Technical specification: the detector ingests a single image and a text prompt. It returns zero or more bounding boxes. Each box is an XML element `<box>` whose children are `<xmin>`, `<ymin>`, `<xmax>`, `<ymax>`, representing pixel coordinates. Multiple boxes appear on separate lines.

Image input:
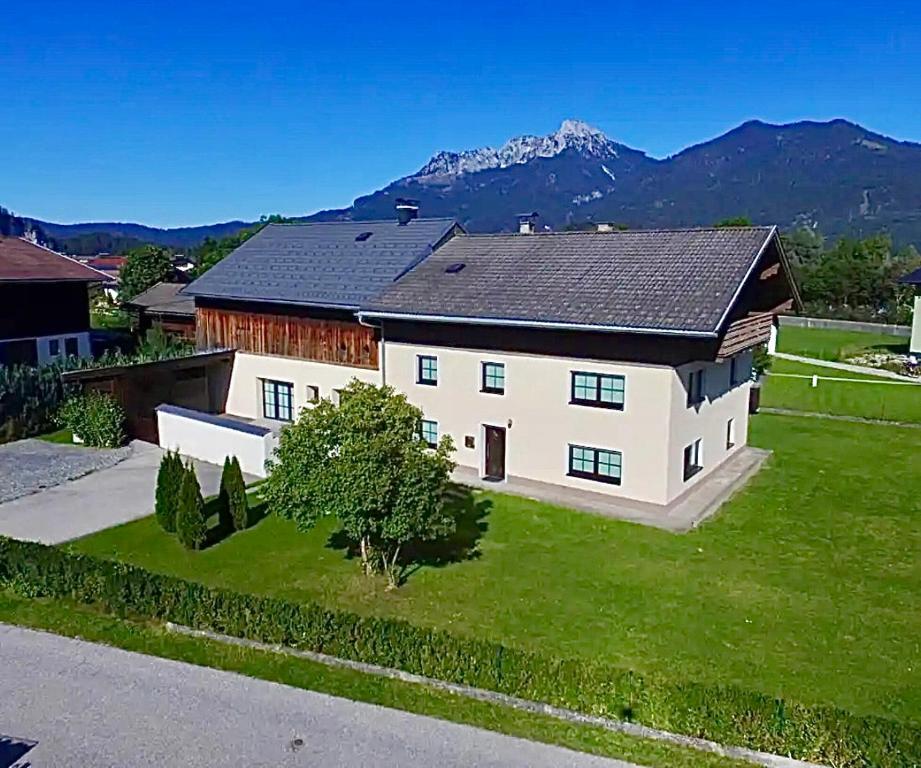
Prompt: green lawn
<box><xmin>762</xmin><ymin>357</ymin><xmax>921</xmax><ymax>422</ymax></box>
<box><xmin>777</xmin><ymin>325</ymin><xmax>908</xmax><ymax>361</ymax></box>
<box><xmin>37</xmin><ymin>428</ymin><xmax>75</xmax><ymax>444</ymax></box>
<box><xmin>0</xmin><ymin>592</ymin><xmax>746</xmax><ymax>768</ymax></box>
<box><xmin>71</xmin><ymin>413</ymin><xmax>921</xmax><ymax>725</ymax></box>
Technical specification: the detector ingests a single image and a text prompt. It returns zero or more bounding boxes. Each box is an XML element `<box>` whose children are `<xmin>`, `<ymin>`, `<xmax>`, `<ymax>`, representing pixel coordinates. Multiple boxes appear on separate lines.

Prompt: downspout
<box><xmin>359</xmin><ymin>315</ymin><xmax>385</xmax><ymax>386</ymax></box>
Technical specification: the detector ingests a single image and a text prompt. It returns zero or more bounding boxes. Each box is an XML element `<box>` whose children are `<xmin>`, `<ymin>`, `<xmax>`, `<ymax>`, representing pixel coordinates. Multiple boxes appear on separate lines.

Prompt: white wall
<box><xmin>912</xmin><ymin>297</ymin><xmax>921</xmax><ymax>355</ymax></box>
<box><xmin>157</xmin><ymin>408</ymin><xmax>278</xmax><ymax>477</ymax></box>
<box><xmin>0</xmin><ymin>331</ymin><xmax>92</xmax><ymax>366</ymax></box>
<box><xmin>224</xmin><ymin>351</ymin><xmax>382</xmax><ymax>420</ymax></box>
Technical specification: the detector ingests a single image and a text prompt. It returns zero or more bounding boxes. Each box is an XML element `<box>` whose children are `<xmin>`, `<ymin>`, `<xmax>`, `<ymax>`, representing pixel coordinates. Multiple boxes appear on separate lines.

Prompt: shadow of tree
<box><xmin>325</xmin><ymin>482</ymin><xmax>491</xmax><ymax>583</ymax></box>
<box><xmin>201</xmin><ymin>494</ymin><xmax>270</xmax><ymax>549</ymax></box>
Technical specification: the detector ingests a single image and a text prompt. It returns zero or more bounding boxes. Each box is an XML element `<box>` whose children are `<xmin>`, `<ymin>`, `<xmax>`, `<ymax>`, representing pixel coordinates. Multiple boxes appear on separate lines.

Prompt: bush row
<box><xmin>0</xmin><ymin>536</ymin><xmax>916</xmax><ymax>768</ymax></box>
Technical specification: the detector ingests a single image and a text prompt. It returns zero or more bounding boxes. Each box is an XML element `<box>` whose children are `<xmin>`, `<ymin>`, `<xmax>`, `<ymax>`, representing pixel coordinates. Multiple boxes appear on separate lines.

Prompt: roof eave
<box><xmin>358</xmin><ymin>310</ymin><xmax>718</xmax><ymax>338</ymax></box>
<box><xmin>185</xmin><ymin>290</ymin><xmax>360</xmax><ymax>312</ymax></box>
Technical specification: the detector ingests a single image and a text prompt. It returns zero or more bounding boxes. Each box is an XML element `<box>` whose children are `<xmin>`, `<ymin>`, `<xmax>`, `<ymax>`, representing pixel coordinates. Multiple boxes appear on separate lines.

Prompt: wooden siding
<box><xmin>716</xmin><ymin>312</ymin><xmax>774</xmax><ymax>359</ymax></box>
<box><xmin>197</xmin><ymin>306</ymin><xmax>378</xmax><ymax>369</ymax></box>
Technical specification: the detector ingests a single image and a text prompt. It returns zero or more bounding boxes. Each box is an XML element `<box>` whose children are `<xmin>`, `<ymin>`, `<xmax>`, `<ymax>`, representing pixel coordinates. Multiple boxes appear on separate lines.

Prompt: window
<box><xmin>687</xmin><ymin>369</ymin><xmax>705</xmax><ymax>407</ymax></box>
<box><xmin>47</xmin><ymin>339</ymin><xmax>60</xmax><ymax>357</ymax></box>
<box><xmin>64</xmin><ymin>337</ymin><xmax>79</xmax><ymax>357</ymax></box>
<box><xmin>262</xmin><ymin>379</ymin><xmax>294</xmax><ymax>421</ymax></box>
<box><xmin>481</xmin><ymin>362</ymin><xmax>505</xmax><ymax>394</ymax></box>
<box><xmin>726</xmin><ymin>418</ymin><xmax>736</xmax><ymax>449</ymax></box>
<box><xmin>568</xmin><ymin>444</ymin><xmax>622</xmax><ymax>485</ymax></box>
<box><xmin>729</xmin><ymin>356</ymin><xmax>747</xmax><ymax>387</ymax></box>
<box><xmin>419</xmin><ymin>419</ymin><xmax>438</xmax><ymax>448</ymax></box>
<box><xmin>305</xmin><ymin>385</ymin><xmax>320</xmax><ymax>404</ymax></box>
<box><xmin>570</xmin><ymin>372</ymin><xmax>625</xmax><ymax>410</ymax></box>
<box><xmin>683</xmin><ymin>439</ymin><xmax>703</xmax><ymax>481</ymax></box>
<box><xmin>417</xmin><ymin>355</ymin><xmax>438</xmax><ymax>386</ymax></box>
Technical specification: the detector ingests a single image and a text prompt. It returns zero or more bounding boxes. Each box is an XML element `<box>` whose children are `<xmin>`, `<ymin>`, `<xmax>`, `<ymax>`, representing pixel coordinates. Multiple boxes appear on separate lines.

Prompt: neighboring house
<box><xmin>899</xmin><ymin>267</ymin><xmax>921</xmax><ymax>356</ymax></box>
<box><xmin>0</xmin><ymin>236</ymin><xmax>110</xmax><ymax>366</ymax></box>
<box><xmin>123</xmin><ymin>282</ymin><xmax>196</xmax><ymax>340</ymax></box>
<box><xmin>85</xmin><ymin>255</ymin><xmax>127</xmax><ymax>300</ymax></box>
<box><xmin>166</xmin><ymin>212</ymin><xmax>798</xmax><ymax>502</ymax></box>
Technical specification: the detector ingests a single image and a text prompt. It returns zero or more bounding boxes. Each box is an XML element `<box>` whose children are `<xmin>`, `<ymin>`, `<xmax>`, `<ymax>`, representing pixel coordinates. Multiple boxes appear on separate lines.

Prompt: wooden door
<box><xmin>484</xmin><ymin>426</ymin><xmax>506</xmax><ymax>480</ymax></box>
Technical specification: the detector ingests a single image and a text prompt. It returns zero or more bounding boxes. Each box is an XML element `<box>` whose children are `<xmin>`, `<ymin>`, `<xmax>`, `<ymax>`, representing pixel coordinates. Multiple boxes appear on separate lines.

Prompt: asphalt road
<box><xmin>0</xmin><ymin>624</ymin><xmax>640</xmax><ymax>767</ymax></box>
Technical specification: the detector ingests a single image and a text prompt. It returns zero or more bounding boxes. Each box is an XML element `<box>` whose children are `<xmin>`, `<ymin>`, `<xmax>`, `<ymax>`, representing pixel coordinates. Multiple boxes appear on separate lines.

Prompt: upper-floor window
<box><xmin>568</xmin><ymin>444</ymin><xmax>623</xmax><ymax>485</ymax></box>
<box><xmin>481</xmin><ymin>361</ymin><xmax>505</xmax><ymax>394</ymax></box>
<box><xmin>419</xmin><ymin>419</ymin><xmax>438</xmax><ymax>448</ymax></box>
<box><xmin>729</xmin><ymin>356</ymin><xmax>747</xmax><ymax>387</ymax></box>
<box><xmin>570</xmin><ymin>371</ymin><xmax>625</xmax><ymax>410</ymax></box>
<box><xmin>262</xmin><ymin>379</ymin><xmax>294</xmax><ymax>422</ymax></box>
<box><xmin>687</xmin><ymin>369</ymin><xmax>705</xmax><ymax>407</ymax></box>
<box><xmin>683</xmin><ymin>438</ymin><xmax>703</xmax><ymax>481</ymax></box>
<box><xmin>417</xmin><ymin>355</ymin><xmax>438</xmax><ymax>386</ymax></box>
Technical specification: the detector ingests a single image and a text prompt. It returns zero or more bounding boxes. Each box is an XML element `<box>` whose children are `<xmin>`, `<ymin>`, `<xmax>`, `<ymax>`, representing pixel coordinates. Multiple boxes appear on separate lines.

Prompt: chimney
<box><xmin>517</xmin><ymin>212</ymin><xmax>539</xmax><ymax>234</ymax></box>
<box><xmin>396</xmin><ymin>198</ymin><xmax>420</xmax><ymax>225</ymax></box>
<box><xmin>596</xmin><ymin>222</ymin><xmax>614</xmax><ymax>232</ymax></box>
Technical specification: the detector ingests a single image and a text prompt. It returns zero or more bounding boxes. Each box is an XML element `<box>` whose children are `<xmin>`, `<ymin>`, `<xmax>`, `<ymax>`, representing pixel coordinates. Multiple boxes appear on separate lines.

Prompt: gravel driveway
<box><xmin>0</xmin><ymin>439</ymin><xmax>131</xmax><ymax>504</ymax></box>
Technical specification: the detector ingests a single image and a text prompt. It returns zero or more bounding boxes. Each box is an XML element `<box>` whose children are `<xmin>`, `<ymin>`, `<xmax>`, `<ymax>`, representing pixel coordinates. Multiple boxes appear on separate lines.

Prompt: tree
<box><xmin>176</xmin><ymin>462</ymin><xmax>207</xmax><ymax>550</ymax></box>
<box><xmin>192</xmin><ymin>215</ymin><xmax>287</xmax><ymax>277</ymax></box>
<box><xmin>218</xmin><ymin>456</ymin><xmax>249</xmax><ymax>531</ymax></box>
<box><xmin>119</xmin><ymin>245</ymin><xmax>173</xmax><ymax>301</ymax></box>
<box><xmin>714</xmin><ymin>216</ymin><xmax>752</xmax><ymax>228</ymax></box>
<box><xmin>264</xmin><ymin>379</ymin><xmax>456</xmax><ymax>588</ymax></box>
<box><xmin>155</xmin><ymin>450</ymin><xmax>184</xmax><ymax>532</ymax></box>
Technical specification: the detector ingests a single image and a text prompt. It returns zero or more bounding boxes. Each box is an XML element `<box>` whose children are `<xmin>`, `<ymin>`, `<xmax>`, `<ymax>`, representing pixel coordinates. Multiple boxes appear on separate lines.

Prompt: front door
<box><xmin>484</xmin><ymin>425</ymin><xmax>506</xmax><ymax>481</ymax></box>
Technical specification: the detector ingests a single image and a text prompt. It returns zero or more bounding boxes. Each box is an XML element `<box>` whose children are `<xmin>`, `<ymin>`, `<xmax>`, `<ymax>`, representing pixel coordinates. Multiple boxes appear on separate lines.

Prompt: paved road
<box><xmin>0</xmin><ymin>624</ymin><xmax>640</xmax><ymax>768</ymax></box>
<box><xmin>0</xmin><ymin>442</ymin><xmax>243</xmax><ymax>544</ymax></box>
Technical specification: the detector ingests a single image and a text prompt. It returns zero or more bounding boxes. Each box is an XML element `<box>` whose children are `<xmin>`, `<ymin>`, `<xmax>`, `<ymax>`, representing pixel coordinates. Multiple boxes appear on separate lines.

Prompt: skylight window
<box><xmin>355</xmin><ymin>231</ymin><xmax>374</xmax><ymax>242</ymax></box>
<box><xmin>445</xmin><ymin>262</ymin><xmax>466</xmax><ymax>274</ymax></box>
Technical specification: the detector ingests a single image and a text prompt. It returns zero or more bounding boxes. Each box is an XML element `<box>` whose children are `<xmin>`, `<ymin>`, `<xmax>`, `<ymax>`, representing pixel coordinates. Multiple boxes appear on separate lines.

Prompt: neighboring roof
<box><xmin>0</xmin><ymin>236</ymin><xmax>112</xmax><ymax>283</ymax></box>
<box><xmin>361</xmin><ymin>227</ymin><xmax>781</xmax><ymax>336</ymax></box>
<box><xmin>87</xmin><ymin>256</ymin><xmax>127</xmax><ymax>270</ymax></box>
<box><xmin>183</xmin><ymin>219</ymin><xmax>459</xmax><ymax>309</ymax></box>
<box><xmin>899</xmin><ymin>266</ymin><xmax>921</xmax><ymax>285</ymax></box>
<box><xmin>123</xmin><ymin>282</ymin><xmax>196</xmax><ymax>317</ymax></box>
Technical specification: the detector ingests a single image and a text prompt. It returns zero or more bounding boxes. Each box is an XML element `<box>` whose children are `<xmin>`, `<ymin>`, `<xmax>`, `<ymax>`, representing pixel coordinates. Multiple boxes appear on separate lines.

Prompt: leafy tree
<box><xmin>192</xmin><ymin>215</ymin><xmax>287</xmax><ymax>276</ymax></box>
<box><xmin>264</xmin><ymin>379</ymin><xmax>456</xmax><ymax>588</ymax></box>
<box><xmin>218</xmin><ymin>456</ymin><xmax>248</xmax><ymax>531</ymax></box>
<box><xmin>155</xmin><ymin>451</ymin><xmax>184</xmax><ymax>532</ymax></box>
<box><xmin>714</xmin><ymin>216</ymin><xmax>753</xmax><ymax>227</ymax></box>
<box><xmin>176</xmin><ymin>462</ymin><xmax>207</xmax><ymax>550</ymax></box>
<box><xmin>119</xmin><ymin>245</ymin><xmax>174</xmax><ymax>301</ymax></box>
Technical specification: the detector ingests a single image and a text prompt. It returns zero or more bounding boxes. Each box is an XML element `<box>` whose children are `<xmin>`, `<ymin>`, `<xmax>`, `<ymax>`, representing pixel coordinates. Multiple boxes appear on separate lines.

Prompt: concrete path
<box><xmin>454</xmin><ymin>446</ymin><xmax>770</xmax><ymax>533</ymax></box>
<box><xmin>0</xmin><ymin>623</ymin><xmax>639</xmax><ymax>768</ymax></box>
<box><xmin>0</xmin><ymin>441</ymin><xmax>228</xmax><ymax>544</ymax></box>
<box><xmin>773</xmin><ymin>351</ymin><xmax>921</xmax><ymax>382</ymax></box>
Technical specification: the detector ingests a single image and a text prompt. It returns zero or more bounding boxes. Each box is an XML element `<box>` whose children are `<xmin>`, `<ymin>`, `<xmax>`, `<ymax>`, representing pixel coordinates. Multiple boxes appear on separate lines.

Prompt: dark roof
<box><xmin>0</xmin><ymin>237</ymin><xmax>111</xmax><ymax>283</ymax></box>
<box><xmin>183</xmin><ymin>219</ymin><xmax>459</xmax><ymax>309</ymax></box>
<box><xmin>123</xmin><ymin>282</ymin><xmax>196</xmax><ymax>317</ymax></box>
<box><xmin>899</xmin><ymin>266</ymin><xmax>921</xmax><ymax>285</ymax></box>
<box><xmin>361</xmin><ymin>227</ymin><xmax>780</xmax><ymax>336</ymax></box>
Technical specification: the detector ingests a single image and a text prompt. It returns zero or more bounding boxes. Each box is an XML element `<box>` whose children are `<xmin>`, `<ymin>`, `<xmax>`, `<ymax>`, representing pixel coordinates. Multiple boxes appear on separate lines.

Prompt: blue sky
<box><xmin>4</xmin><ymin>0</ymin><xmax>921</xmax><ymax>227</ymax></box>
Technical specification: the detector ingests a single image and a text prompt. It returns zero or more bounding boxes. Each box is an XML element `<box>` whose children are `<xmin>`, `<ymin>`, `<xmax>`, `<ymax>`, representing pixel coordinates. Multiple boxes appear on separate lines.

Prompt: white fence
<box><xmin>156</xmin><ymin>405</ymin><xmax>279</xmax><ymax>478</ymax></box>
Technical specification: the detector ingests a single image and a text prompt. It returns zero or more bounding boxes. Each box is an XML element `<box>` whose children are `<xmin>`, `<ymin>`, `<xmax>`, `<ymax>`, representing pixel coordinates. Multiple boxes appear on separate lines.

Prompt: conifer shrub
<box><xmin>154</xmin><ymin>450</ymin><xmax>184</xmax><ymax>533</ymax></box>
<box><xmin>175</xmin><ymin>462</ymin><xmax>206</xmax><ymax>550</ymax></box>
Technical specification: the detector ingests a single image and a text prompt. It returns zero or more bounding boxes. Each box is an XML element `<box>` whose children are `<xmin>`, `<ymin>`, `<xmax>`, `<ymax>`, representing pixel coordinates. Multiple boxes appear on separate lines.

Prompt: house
<box><xmin>360</xmin><ymin>226</ymin><xmax>799</xmax><ymax>505</ymax></box>
<box><xmin>899</xmin><ymin>267</ymin><xmax>921</xmax><ymax>356</ymax></box>
<box><xmin>123</xmin><ymin>282</ymin><xmax>196</xmax><ymax>340</ymax></box>
<box><xmin>163</xmin><ymin>212</ymin><xmax>798</xmax><ymax>509</ymax></box>
<box><xmin>0</xmin><ymin>236</ymin><xmax>110</xmax><ymax>366</ymax></box>
<box><xmin>85</xmin><ymin>255</ymin><xmax>127</xmax><ymax>300</ymax></box>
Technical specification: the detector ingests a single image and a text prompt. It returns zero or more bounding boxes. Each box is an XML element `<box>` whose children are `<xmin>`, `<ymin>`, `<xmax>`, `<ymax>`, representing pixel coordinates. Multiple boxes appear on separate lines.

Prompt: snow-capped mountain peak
<box><xmin>411</xmin><ymin>119</ymin><xmax>618</xmax><ymax>180</ymax></box>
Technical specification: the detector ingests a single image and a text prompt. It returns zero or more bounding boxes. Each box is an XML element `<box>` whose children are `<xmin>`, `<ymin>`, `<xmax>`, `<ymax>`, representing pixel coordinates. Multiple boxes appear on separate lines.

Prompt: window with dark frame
<box><xmin>64</xmin><ymin>337</ymin><xmax>78</xmax><ymax>357</ymax></box>
<box><xmin>419</xmin><ymin>419</ymin><xmax>438</xmax><ymax>448</ymax></box>
<box><xmin>687</xmin><ymin>369</ymin><xmax>705</xmax><ymax>407</ymax></box>
<box><xmin>726</xmin><ymin>418</ymin><xmax>736</xmax><ymax>449</ymax></box>
<box><xmin>570</xmin><ymin>371</ymin><xmax>625</xmax><ymax>410</ymax></box>
<box><xmin>47</xmin><ymin>339</ymin><xmax>60</xmax><ymax>357</ymax></box>
<box><xmin>683</xmin><ymin>438</ymin><xmax>703</xmax><ymax>481</ymax></box>
<box><xmin>306</xmin><ymin>385</ymin><xmax>320</xmax><ymax>404</ymax></box>
<box><xmin>481</xmin><ymin>361</ymin><xmax>505</xmax><ymax>394</ymax></box>
<box><xmin>262</xmin><ymin>379</ymin><xmax>294</xmax><ymax>422</ymax></box>
<box><xmin>567</xmin><ymin>444</ymin><xmax>622</xmax><ymax>485</ymax></box>
<box><xmin>417</xmin><ymin>355</ymin><xmax>438</xmax><ymax>385</ymax></box>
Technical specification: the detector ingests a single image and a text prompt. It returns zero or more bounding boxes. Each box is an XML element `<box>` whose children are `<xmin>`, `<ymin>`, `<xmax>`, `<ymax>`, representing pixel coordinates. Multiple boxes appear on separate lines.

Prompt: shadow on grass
<box><xmin>866</xmin><ymin>341</ymin><xmax>910</xmax><ymax>356</ymax></box>
<box><xmin>201</xmin><ymin>494</ymin><xmax>270</xmax><ymax>549</ymax></box>
<box><xmin>325</xmin><ymin>482</ymin><xmax>492</xmax><ymax>583</ymax></box>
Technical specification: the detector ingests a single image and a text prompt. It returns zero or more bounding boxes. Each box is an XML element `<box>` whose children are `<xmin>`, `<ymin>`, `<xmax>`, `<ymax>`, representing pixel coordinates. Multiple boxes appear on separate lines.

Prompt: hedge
<box><xmin>0</xmin><ymin>537</ymin><xmax>916</xmax><ymax>767</ymax></box>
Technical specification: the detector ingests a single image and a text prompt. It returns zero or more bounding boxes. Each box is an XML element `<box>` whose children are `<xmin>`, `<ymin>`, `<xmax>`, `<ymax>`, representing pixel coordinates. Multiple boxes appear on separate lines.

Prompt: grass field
<box><xmin>777</xmin><ymin>325</ymin><xmax>908</xmax><ymax>361</ymax></box>
<box><xmin>762</xmin><ymin>357</ymin><xmax>921</xmax><ymax>422</ymax></box>
<box><xmin>71</xmin><ymin>413</ymin><xmax>921</xmax><ymax>724</ymax></box>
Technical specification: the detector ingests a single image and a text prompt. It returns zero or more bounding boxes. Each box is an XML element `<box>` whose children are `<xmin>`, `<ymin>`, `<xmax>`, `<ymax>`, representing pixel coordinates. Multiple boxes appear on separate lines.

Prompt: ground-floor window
<box><xmin>65</xmin><ymin>336</ymin><xmax>79</xmax><ymax>357</ymax></box>
<box><xmin>48</xmin><ymin>338</ymin><xmax>60</xmax><ymax>357</ymax></box>
<box><xmin>567</xmin><ymin>444</ymin><xmax>622</xmax><ymax>485</ymax></box>
<box><xmin>262</xmin><ymin>379</ymin><xmax>294</xmax><ymax>421</ymax></box>
<box><xmin>419</xmin><ymin>419</ymin><xmax>438</xmax><ymax>448</ymax></box>
<box><xmin>683</xmin><ymin>438</ymin><xmax>703</xmax><ymax>480</ymax></box>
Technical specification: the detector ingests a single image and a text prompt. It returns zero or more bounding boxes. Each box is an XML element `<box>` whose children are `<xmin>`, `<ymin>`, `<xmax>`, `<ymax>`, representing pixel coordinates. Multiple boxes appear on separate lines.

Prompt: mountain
<box><xmin>310</xmin><ymin>118</ymin><xmax>921</xmax><ymax>245</ymax></box>
<box><xmin>12</xmin><ymin>117</ymin><xmax>921</xmax><ymax>249</ymax></box>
